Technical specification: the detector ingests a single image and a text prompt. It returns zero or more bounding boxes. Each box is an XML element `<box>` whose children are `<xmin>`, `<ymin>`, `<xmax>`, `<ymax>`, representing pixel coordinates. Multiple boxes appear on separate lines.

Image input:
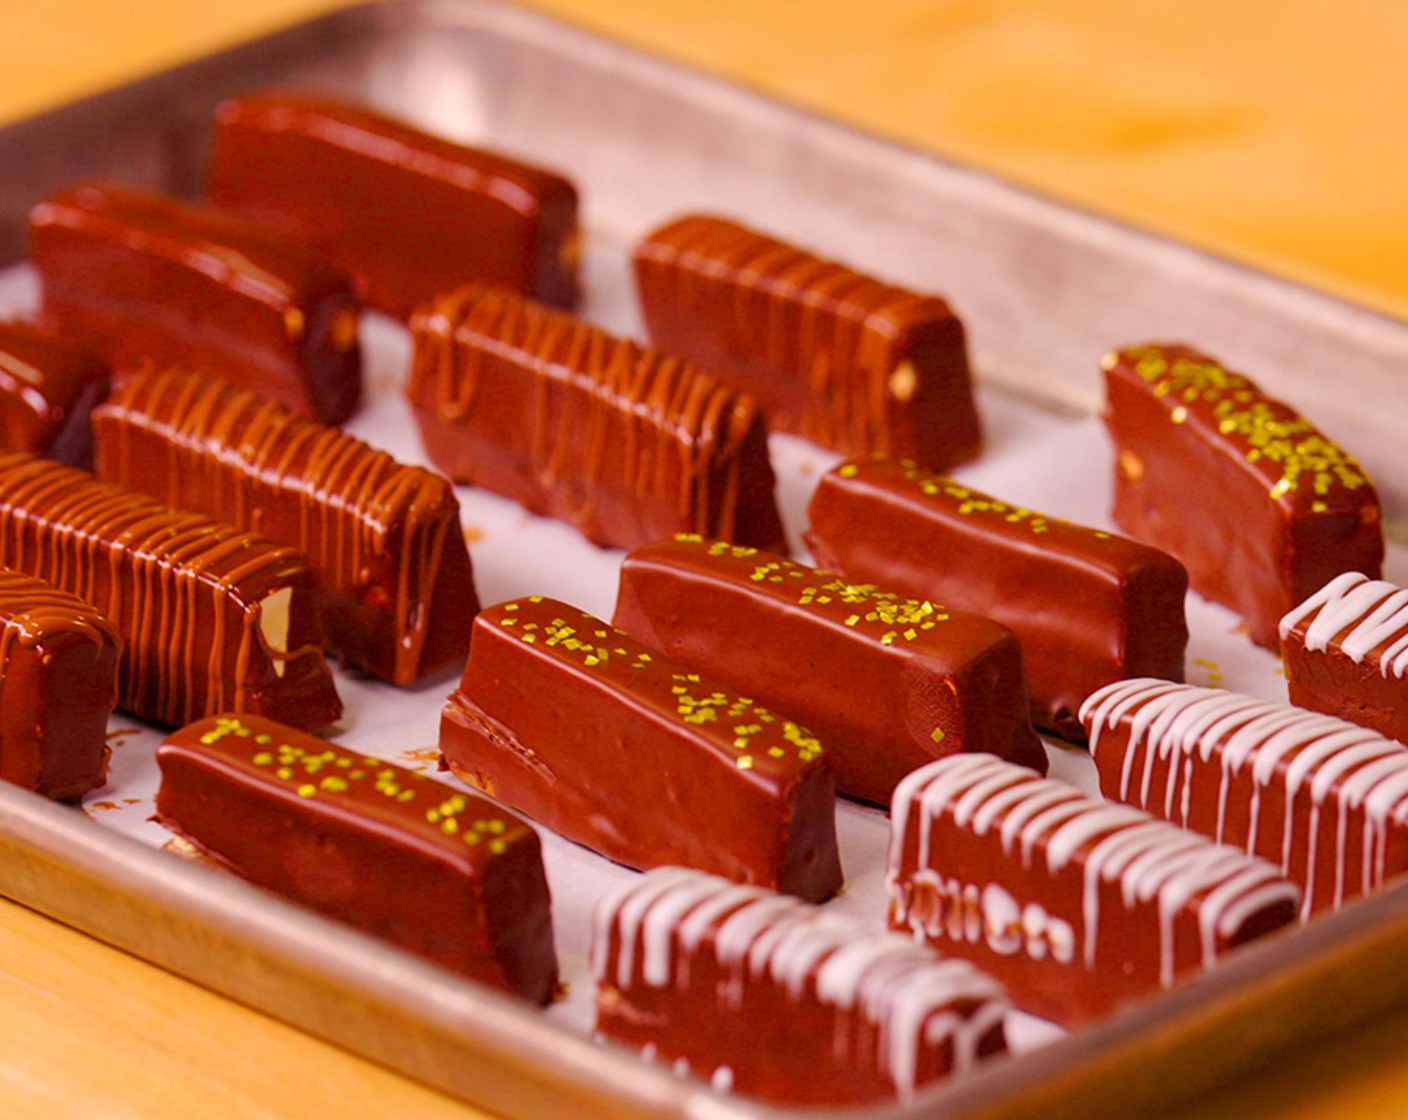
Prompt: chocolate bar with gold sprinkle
<box><xmin>441</xmin><ymin>597</ymin><xmax>842</xmax><ymax>902</ymax></box>
<box><xmin>155</xmin><ymin>713</ymin><xmax>557</xmax><ymax>1002</ymax></box>
<box><xmin>613</xmin><ymin>535</ymin><xmax>1043</xmax><ymax>805</ymax></box>
<box><xmin>1102</xmin><ymin>343</ymin><xmax>1381</xmax><ymax>648</ymax></box>
<box><xmin>806</xmin><ymin>459</ymin><xmax>1189</xmax><ymax>740</ymax></box>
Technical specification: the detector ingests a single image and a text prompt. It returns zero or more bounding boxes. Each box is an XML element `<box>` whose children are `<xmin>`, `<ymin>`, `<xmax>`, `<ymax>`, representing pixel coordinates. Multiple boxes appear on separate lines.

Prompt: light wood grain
<box><xmin>0</xmin><ymin>1</ymin><xmax>1404</xmax><ymax>1118</ymax></box>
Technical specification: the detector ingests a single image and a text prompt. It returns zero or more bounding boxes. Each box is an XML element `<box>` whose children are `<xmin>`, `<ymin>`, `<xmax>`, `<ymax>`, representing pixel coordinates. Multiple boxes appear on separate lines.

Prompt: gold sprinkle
<box><xmin>296</xmin><ymin>784</ymin><xmax>317</xmax><ymax>798</ymax></box>
<box><xmin>838</xmin><ymin>463</ymin><xmax>858</xmax><ymax>478</ymax></box>
<box><xmin>252</xmin><ymin>752</ymin><xmax>273</xmax><ymax>766</ymax></box>
<box><xmin>737</xmin><ymin>755</ymin><xmax>754</xmax><ymax>770</ymax></box>
<box><xmin>931</xmin><ymin>727</ymin><xmax>946</xmax><ymax>744</ymax></box>
<box><xmin>320</xmin><ymin>777</ymin><xmax>348</xmax><ymax>792</ymax></box>
<box><xmin>1170</xmin><ymin>405</ymin><xmax>1189</xmax><ymax>424</ymax></box>
<box><xmin>489</xmin><ymin>839</ymin><xmax>507</xmax><ymax>855</ymax></box>
<box><xmin>276</xmin><ymin>767</ymin><xmax>293</xmax><ymax>780</ymax></box>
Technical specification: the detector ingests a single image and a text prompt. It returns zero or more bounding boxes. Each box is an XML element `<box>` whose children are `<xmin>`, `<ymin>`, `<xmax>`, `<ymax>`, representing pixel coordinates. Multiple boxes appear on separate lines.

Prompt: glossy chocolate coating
<box><xmin>0</xmin><ymin>567</ymin><xmax>120</xmax><ymax>799</ymax></box>
<box><xmin>406</xmin><ymin>286</ymin><xmax>786</xmax><ymax>552</ymax></box>
<box><xmin>441</xmin><ymin>597</ymin><xmax>843</xmax><ymax>902</ymax></box>
<box><xmin>888</xmin><ymin>755</ymin><xmax>1300</xmax><ymax>1025</ymax></box>
<box><xmin>1280</xmin><ymin>572</ymin><xmax>1408</xmax><ymax>744</ymax></box>
<box><xmin>634</xmin><ymin>215</ymin><xmax>980</xmax><ymax>469</ymax></box>
<box><xmin>208</xmin><ymin>91</ymin><xmax>580</xmax><ymax>319</ymax></box>
<box><xmin>29</xmin><ymin>181</ymin><xmax>361</xmax><ymax>424</ymax></box>
<box><xmin>0</xmin><ymin>451</ymin><xmax>340</xmax><ymax>730</ymax></box>
<box><xmin>0</xmin><ymin>319</ymin><xmax>108</xmax><ymax>468</ymax></box>
<box><xmin>613</xmin><ymin>535</ymin><xmax>1044</xmax><ymax>805</ymax></box>
<box><xmin>1102</xmin><ymin>343</ymin><xmax>1382</xmax><ymax>648</ymax></box>
<box><xmin>155</xmin><ymin>713</ymin><xmax>557</xmax><ymax>1001</ymax></box>
<box><xmin>93</xmin><ymin>367</ymin><xmax>477</xmax><ymax>685</ymax></box>
<box><xmin>806</xmin><ymin>459</ymin><xmax>1189</xmax><ymax>740</ymax></box>
<box><xmin>592</xmin><ymin>866</ymin><xmax>1008</xmax><ymax>1104</ymax></box>
<box><xmin>1082</xmin><ymin>678</ymin><xmax>1408</xmax><ymax>918</ymax></box>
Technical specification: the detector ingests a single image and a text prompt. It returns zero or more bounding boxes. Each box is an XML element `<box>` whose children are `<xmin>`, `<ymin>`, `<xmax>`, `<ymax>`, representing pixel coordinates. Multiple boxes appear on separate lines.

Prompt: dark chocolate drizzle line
<box><xmin>408</xmin><ymin>286</ymin><xmax>761</xmax><ymax>541</ymax></box>
<box><xmin>637</xmin><ymin>216</ymin><xmax>946</xmax><ymax>456</ymax></box>
<box><xmin>0</xmin><ymin>452</ymin><xmax>316</xmax><ymax>726</ymax></box>
<box><xmin>104</xmin><ymin>369</ymin><xmax>457</xmax><ymax>682</ymax></box>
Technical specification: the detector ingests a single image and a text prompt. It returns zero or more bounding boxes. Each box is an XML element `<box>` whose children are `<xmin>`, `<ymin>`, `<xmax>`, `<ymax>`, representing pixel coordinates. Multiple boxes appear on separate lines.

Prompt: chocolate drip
<box><xmin>635</xmin><ymin>215</ymin><xmax>979</xmax><ymax>468</ymax></box>
<box><xmin>94</xmin><ymin>368</ymin><xmax>477</xmax><ymax>685</ymax></box>
<box><xmin>0</xmin><ymin>451</ymin><xmax>339</xmax><ymax>729</ymax></box>
<box><xmin>406</xmin><ymin>286</ymin><xmax>785</xmax><ymax>551</ymax></box>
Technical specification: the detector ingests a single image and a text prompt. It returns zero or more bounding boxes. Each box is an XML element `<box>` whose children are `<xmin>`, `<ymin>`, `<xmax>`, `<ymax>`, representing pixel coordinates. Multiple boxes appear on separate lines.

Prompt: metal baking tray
<box><xmin>5</xmin><ymin>2</ymin><xmax>1408</xmax><ymax>1117</ymax></box>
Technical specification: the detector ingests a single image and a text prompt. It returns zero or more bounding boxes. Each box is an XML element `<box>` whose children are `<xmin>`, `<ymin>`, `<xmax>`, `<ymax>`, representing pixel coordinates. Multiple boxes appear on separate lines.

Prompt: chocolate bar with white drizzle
<box><xmin>887</xmin><ymin>753</ymin><xmax>1300</xmax><ymax>1024</ymax></box>
<box><xmin>1280</xmin><ymin>571</ymin><xmax>1408</xmax><ymax>744</ymax></box>
<box><xmin>1081</xmin><ymin>677</ymin><xmax>1408</xmax><ymax>916</ymax></box>
<box><xmin>591</xmin><ymin>865</ymin><xmax>1008</xmax><ymax>1104</ymax></box>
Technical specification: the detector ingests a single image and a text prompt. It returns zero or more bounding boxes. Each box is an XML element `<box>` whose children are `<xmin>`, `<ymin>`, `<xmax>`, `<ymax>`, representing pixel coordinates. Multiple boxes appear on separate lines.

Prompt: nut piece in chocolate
<box><xmin>0</xmin><ymin>567</ymin><xmax>120</xmax><ymax>799</ymax></box>
<box><xmin>888</xmin><ymin>754</ymin><xmax>1300</xmax><ymax>1024</ymax></box>
<box><xmin>406</xmin><ymin>285</ymin><xmax>786</xmax><ymax>552</ymax></box>
<box><xmin>209</xmin><ymin>91</ymin><xmax>580</xmax><ymax>319</ymax></box>
<box><xmin>1083</xmin><ymin>677</ymin><xmax>1408</xmax><ymax>916</ymax></box>
<box><xmin>29</xmin><ymin>181</ymin><xmax>361</xmax><ymax>425</ymax></box>
<box><xmin>592</xmin><ymin>866</ymin><xmax>1008</xmax><ymax>1104</ymax></box>
<box><xmin>0</xmin><ymin>451</ymin><xmax>340</xmax><ymax>731</ymax></box>
<box><xmin>613</xmin><ymin>534</ymin><xmax>1043</xmax><ymax>805</ymax></box>
<box><xmin>634</xmin><ymin>215</ymin><xmax>980</xmax><ymax>469</ymax></box>
<box><xmin>1102</xmin><ymin>343</ymin><xmax>1382</xmax><ymax>648</ymax></box>
<box><xmin>806</xmin><ymin>458</ymin><xmax>1189</xmax><ymax>740</ymax></box>
<box><xmin>441</xmin><ymin>597</ymin><xmax>843</xmax><ymax>902</ymax></box>
<box><xmin>156</xmin><ymin>714</ymin><xmax>557</xmax><ymax>1002</ymax></box>
<box><xmin>94</xmin><ymin>367</ymin><xmax>478</xmax><ymax>686</ymax></box>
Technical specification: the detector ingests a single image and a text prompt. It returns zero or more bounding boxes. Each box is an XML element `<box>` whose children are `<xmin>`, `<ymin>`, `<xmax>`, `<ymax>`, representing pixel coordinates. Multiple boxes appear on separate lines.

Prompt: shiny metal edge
<box><xmin>3</xmin><ymin>2</ymin><xmax>1408</xmax><ymax>1117</ymax></box>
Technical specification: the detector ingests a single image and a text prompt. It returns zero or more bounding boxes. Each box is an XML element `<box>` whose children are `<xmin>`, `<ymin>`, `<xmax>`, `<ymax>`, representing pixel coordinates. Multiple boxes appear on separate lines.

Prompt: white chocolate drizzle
<box><xmin>592</xmin><ymin>866</ymin><xmax>1007</xmax><ymax>1099</ymax></box>
<box><xmin>888</xmin><ymin>754</ymin><xmax>1299</xmax><ymax>988</ymax></box>
<box><xmin>1081</xmin><ymin>677</ymin><xmax>1408</xmax><ymax>916</ymax></box>
<box><xmin>1280</xmin><ymin>571</ymin><xmax>1408</xmax><ymax>678</ymax></box>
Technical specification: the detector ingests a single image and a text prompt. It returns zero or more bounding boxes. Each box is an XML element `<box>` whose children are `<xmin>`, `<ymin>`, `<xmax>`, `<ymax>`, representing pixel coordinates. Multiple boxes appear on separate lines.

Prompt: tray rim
<box><xmin>3</xmin><ymin>2</ymin><xmax>1408</xmax><ymax>1117</ymax></box>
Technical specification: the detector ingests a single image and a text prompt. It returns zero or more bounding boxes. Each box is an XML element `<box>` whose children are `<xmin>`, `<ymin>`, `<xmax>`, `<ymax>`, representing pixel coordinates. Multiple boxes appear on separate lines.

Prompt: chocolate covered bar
<box><xmin>407</xmin><ymin>285</ymin><xmax>786</xmax><ymax>551</ymax></box>
<box><xmin>806</xmin><ymin>459</ymin><xmax>1189</xmax><ymax>739</ymax></box>
<box><xmin>209</xmin><ymin>92</ymin><xmax>580</xmax><ymax>319</ymax></box>
<box><xmin>155</xmin><ymin>713</ymin><xmax>556</xmax><ymax>1002</ymax></box>
<box><xmin>634</xmin><ymin>215</ymin><xmax>980</xmax><ymax>469</ymax></box>
<box><xmin>0</xmin><ymin>319</ymin><xmax>108</xmax><ymax>468</ymax></box>
<box><xmin>0</xmin><ymin>452</ymin><xmax>340</xmax><ymax>730</ymax></box>
<box><xmin>888</xmin><ymin>754</ymin><xmax>1300</xmax><ymax>1024</ymax></box>
<box><xmin>29</xmin><ymin>181</ymin><xmax>361</xmax><ymax>424</ymax></box>
<box><xmin>1082</xmin><ymin>677</ymin><xmax>1408</xmax><ymax>916</ymax></box>
<box><xmin>613</xmin><ymin>535</ymin><xmax>1044</xmax><ymax>805</ymax></box>
<box><xmin>1102</xmin><ymin>343</ymin><xmax>1382</xmax><ymax>648</ymax></box>
<box><xmin>441</xmin><ymin>597</ymin><xmax>842</xmax><ymax>902</ymax></box>
<box><xmin>1280</xmin><ymin>571</ymin><xmax>1408</xmax><ymax>744</ymax></box>
<box><xmin>0</xmin><ymin>567</ymin><xmax>120</xmax><ymax>799</ymax></box>
<box><xmin>591</xmin><ymin>866</ymin><xmax>1008</xmax><ymax>1104</ymax></box>
<box><xmin>93</xmin><ymin>367</ymin><xmax>477</xmax><ymax>685</ymax></box>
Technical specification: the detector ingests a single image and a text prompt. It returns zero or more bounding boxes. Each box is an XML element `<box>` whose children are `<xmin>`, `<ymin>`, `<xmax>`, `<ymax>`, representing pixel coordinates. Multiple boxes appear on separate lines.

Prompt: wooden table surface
<box><xmin>2</xmin><ymin>2</ymin><xmax>1407</xmax><ymax>1116</ymax></box>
